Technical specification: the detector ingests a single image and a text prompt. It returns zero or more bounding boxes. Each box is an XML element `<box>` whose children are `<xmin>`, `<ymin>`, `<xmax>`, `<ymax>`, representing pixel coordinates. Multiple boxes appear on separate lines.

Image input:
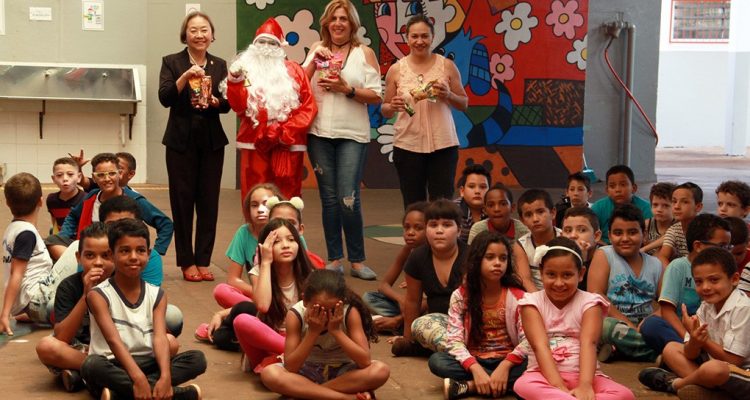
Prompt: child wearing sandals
<box><xmin>514</xmin><ymin>237</ymin><xmax>635</xmax><ymax>400</ymax></box>
<box><xmin>194</xmin><ymin>197</ymin><xmax>319</xmax><ymax>350</ymax></box>
<box><xmin>211</xmin><ymin>183</ymin><xmax>280</xmax><ymax>302</ymax></box>
<box><xmin>429</xmin><ymin>231</ymin><xmax>528</xmax><ymax>400</ymax></box>
<box><xmin>363</xmin><ymin>201</ymin><xmax>428</xmax><ymax>334</ymax></box>
<box><xmin>260</xmin><ymin>270</ymin><xmax>390</xmax><ymax>399</ymax></box>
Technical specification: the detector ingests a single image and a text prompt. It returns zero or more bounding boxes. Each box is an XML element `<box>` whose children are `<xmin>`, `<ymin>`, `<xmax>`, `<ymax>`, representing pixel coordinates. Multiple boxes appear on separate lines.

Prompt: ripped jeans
<box><xmin>307</xmin><ymin>135</ymin><xmax>368</xmax><ymax>262</ymax></box>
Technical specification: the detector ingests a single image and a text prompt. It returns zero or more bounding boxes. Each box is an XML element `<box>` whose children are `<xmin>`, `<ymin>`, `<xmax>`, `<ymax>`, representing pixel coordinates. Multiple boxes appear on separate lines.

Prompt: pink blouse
<box><xmin>393</xmin><ymin>55</ymin><xmax>459</xmax><ymax>153</ymax></box>
<box><xmin>519</xmin><ymin>290</ymin><xmax>608</xmax><ymax>373</ymax></box>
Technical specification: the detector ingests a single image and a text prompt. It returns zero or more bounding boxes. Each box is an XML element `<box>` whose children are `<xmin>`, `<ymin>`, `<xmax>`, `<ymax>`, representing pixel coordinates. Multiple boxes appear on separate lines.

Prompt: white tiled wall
<box><xmin>0</xmin><ymin>66</ymin><xmax>148</xmax><ymax>185</ymax></box>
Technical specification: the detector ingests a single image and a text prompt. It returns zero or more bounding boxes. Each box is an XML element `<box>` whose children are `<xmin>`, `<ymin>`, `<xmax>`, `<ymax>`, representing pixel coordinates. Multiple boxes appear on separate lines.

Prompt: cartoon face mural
<box><xmin>371</xmin><ymin>0</ymin><xmax>457</xmax><ymax>59</ymax></box>
<box><xmin>235</xmin><ymin>0</ymin><xmax>589</xmax><ymax>189</ymax></box>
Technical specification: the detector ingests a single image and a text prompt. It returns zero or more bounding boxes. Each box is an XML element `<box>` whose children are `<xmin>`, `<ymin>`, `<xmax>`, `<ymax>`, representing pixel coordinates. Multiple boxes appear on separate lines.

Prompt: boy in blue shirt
<box><xmin>592</xmin><ymin>165</ymin><xmax>652</xmax><ymax>244</ymax></box>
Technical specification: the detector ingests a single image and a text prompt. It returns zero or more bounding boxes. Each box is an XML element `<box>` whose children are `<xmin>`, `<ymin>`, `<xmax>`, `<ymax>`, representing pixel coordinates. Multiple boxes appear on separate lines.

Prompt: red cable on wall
<box><xmin>604</xmin><ymin>37</ymin><xmax>660</xmax><ymax>145</ymax></box>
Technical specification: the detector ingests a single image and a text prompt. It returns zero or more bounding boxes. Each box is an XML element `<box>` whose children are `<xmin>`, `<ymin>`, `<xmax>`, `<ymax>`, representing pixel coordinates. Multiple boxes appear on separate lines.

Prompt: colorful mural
<box><xmin>235</xmin><ymin>0</ymin><xmax>588</xmax><ymax>188</ymax></box>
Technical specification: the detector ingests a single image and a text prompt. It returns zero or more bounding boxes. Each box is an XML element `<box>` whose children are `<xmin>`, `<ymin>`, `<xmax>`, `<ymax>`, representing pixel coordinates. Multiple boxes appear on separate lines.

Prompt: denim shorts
<box><xmin>298</xmin><ymin>361</ymin><xmax>357</xmax><ymax>384</ymax></box>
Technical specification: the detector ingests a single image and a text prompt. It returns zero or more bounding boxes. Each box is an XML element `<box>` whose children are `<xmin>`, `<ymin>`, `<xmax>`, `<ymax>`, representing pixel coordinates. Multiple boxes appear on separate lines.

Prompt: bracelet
<box><xmin>346</xmin><ymin>86</ymin><xmax>356</xmax><ymax>98</ymax></box>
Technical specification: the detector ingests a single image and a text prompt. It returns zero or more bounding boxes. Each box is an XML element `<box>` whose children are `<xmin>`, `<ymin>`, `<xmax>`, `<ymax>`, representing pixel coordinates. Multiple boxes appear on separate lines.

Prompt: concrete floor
<box><xmin>1</xmin><ymin>147</ymin><xmax>748</xmax><ymax>399</ymax></box>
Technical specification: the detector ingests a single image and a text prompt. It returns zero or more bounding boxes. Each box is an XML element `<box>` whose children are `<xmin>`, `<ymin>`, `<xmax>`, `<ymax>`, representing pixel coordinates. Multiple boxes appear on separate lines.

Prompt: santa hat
<box><xmin>254</xmin><ymin>17</ymin><xmax>287</xmax><ymax>46</ymax></box>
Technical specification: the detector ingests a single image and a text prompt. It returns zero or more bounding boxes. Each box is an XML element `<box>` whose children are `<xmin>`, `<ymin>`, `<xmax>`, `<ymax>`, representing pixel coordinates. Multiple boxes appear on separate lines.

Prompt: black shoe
<box><xmin>443</xmin><ymin>378</ymin><xmax>471</xmax><ymax>400</ymax></box>
<box><xmin>61</xmin><ymin>369</ymin><xmax>83</xmax><ymax>392</ymax></box>
<box><xmin>174</xmin><ymin>383</ymin><xmax>202</xmax><ymax>400</ymax></box>
<box><xmin>638</xmin><ymin>367</ymin><xmax>677</xmax><ymax>393</ymax></box>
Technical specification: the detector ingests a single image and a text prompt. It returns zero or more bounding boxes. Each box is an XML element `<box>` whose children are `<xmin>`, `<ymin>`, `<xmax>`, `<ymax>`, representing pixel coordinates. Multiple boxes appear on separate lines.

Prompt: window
<box><xmin>671</xmin><ymin>0</ymin><xmax>730</xmax><ymax>42</ymax></box>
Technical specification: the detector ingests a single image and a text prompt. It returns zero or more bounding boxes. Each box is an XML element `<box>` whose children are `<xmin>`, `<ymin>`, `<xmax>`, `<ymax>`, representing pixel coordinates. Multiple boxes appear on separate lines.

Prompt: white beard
<box><xmin>232</xmin><ymin>44</ymin><xmax>300</xmax><ymax>128</ymax></box>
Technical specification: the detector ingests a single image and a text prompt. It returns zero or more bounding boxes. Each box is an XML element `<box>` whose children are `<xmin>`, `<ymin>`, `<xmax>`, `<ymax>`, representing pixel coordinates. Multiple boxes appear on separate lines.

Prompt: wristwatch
<box><xmin>346</xmin><ymin>86</ymin><xmax>356</xmax><ymax>98</ymax></box>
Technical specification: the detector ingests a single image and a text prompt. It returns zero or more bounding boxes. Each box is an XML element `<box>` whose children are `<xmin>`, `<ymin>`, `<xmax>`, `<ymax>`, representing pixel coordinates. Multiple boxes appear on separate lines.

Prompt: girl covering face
<box><xmin>260</xmin><ymin>270</ymin><xmax>390</xmax><ymax>399</ymax></box>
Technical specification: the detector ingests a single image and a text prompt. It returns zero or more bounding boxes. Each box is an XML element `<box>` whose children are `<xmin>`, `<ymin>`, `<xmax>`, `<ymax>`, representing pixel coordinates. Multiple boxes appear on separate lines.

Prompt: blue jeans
<box><xmin>640</xmin><ymin>315</ymin><xmax>683</xmax><ymax>354</ymax></box>
<box><xmin>428</xmin><ymin>351</ymin><xmax>527</xmax><ymax>390</ymax></box>
<box><xmin>363</xmin><ymin>291</ymin><xmax>401</xmax><ymax>317</ymax></box>
<box><xmin>307</xmin><ymin>135</ymin><xmax>367</xmax><ymax>262</ymax></box>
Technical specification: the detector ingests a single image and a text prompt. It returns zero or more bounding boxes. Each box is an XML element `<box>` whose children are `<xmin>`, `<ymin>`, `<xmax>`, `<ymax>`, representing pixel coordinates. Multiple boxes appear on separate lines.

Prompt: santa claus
<box><xmin>223</xmin><ymin>17</ymin><xmax>317</xmax><ymax>201</ymax></box>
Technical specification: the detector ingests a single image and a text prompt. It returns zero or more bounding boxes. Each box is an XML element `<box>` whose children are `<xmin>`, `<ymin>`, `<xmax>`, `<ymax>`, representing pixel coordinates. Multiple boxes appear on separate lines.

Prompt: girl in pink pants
<box><xmin>233</xmin><ymin>218</ymin><xmax>313</xmax><ymax>372</ymax></box>
<box><xmin>514</xmin><ymin>237</ymin><xmax>635</xmax><ymax>400</ymax></box>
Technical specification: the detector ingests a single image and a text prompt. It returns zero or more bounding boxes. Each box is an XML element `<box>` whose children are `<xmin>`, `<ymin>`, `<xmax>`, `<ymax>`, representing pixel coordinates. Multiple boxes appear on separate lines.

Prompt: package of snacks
<box><xmin>315</xmin><ymin>52</ymin><xmax>344</xmax><ymax>81</ymax></box>
<box><xmin>189</xmin><ymin>76</ymin><xmax>212</xmax><ymax>108</ymax></box>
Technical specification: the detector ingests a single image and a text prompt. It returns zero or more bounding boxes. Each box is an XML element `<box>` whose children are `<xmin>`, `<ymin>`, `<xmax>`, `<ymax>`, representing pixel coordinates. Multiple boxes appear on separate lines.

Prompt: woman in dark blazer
<box><xmin>159</xmin><ymin>11</ymin><xmax>230</xmax><ymax>282</ymax></box>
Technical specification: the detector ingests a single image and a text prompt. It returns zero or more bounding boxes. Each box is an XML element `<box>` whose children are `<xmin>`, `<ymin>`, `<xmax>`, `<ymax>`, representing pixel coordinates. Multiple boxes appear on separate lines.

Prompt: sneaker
<box><xmin>174</xmin><ymin>383</ymin><xmax>202</xmax><ymax>400</ymax></box>
<box><xmin>194</xmin><ymin>323</ymin><xmax>210</xmax><ymax>342</ymax></box>
<box><xmin>597</xmin><ymin>344</ymin><xmax>615</xmax><ymax>363</ymax></box>
<box><xmin>443</xmin><ymin>378</ymin><xmax>470</xmax><ymax>400</ymax></box>
<box><xmin>350</xmin><ymin>265</ymin><xmax>377</xmax><ymax>281</ymax></box>
<box><xmin>100</xmin><ymin>388</ymin><xmax>111</xmax><ymax>400</ymax></box>
<box><xmin>325</xmin><ymin>262</ymin><xmax>344</xmax><ymax>274</ymax></box>
<box><xmin>61</xmin><ymin>369</ymin><xmax>83</xmax><ymax>392</ymax></box>
<box><xmin>638</xmin><ymin>367</ymin><xmax>677</xmax><ymax>393</ymax></box>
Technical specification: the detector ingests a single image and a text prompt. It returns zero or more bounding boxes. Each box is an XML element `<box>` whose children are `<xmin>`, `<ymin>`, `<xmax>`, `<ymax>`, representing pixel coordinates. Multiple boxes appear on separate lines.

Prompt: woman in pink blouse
<box><xmin>381</xmin><ymin>14</ymin><xmax>468</xmax><ymax>208</ymax></box>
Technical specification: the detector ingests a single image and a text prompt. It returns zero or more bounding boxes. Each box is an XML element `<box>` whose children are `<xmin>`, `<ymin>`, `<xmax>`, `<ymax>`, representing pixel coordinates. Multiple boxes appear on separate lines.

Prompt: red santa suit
<box><xmin>224</xmin><ymin>18</ymin><xmax>317</xmax><ymax>201</ymax></box>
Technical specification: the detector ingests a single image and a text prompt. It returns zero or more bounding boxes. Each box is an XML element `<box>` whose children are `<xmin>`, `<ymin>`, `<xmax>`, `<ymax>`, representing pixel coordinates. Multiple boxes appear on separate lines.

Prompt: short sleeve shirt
<box><xmin>695</xmin><ymin>289</ymin><xmax>750</xmax><ymax>369</ymax></box>
<box><xmin>659</xmin><ymin>257</ymin><xmax>700</xmax><ymax>316</ymax></box>
<box><xmin>662</xmin><ymin>222</ymin><xmax>688</xmax><ymax>259</ymax></box>
<box><xmin>53</xmin><ymin>272</ymin><xmax>90</xmax><ymax>344</ymax></box>
<box><xmin>225</xmin><ymin>224</ymin><xmax>259</xmax><ymax>270</ymax></box>
<box><xmin>592</xmin><ymin>195</ymin><xmax>653</xmax><ymax>244</ymax></box>
<box><xmin>46</xmin><ymin>190</ymin><xmax>85</xmax><ymax>235</ymax></box>
<box><xmin>404</xmin><ymin>242</ymin><xmax>468</xmax><ymax>314</ymax></box>
<box><xmin>519</xmin><ymin>290</ymin><xmax>609</xmax><ymax>373</ymax></box>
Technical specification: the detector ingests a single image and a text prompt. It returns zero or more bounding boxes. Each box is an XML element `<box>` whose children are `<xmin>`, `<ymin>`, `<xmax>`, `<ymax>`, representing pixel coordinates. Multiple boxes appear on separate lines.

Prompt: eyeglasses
<box><xmin>92</xmin><ymin>171</ymin><xmax>119</xmax><ymax>179</ymax></box>
<box><xmin>699</xmin><ymin>241</ymin><xmax>734</xmax><ymax>251</ymax></box>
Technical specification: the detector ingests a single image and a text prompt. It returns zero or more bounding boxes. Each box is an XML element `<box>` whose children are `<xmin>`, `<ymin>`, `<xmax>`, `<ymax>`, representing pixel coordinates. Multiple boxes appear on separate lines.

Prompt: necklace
<box><xmin>187</xmin><ymin>48</ymin><xmax>207</xmax><ymax>69</ymax></box>
<box><xmin>331</xmin><ymin>40</ymin><xmax>350</xmax><ymax>49</ymax></box>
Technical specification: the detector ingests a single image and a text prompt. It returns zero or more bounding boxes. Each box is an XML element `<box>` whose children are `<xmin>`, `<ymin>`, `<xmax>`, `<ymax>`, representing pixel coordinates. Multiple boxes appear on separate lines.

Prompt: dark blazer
<box><xmin>159</xmin><ymin>48</ymin><xmax>231</xmax><ymax>152</ymax></box>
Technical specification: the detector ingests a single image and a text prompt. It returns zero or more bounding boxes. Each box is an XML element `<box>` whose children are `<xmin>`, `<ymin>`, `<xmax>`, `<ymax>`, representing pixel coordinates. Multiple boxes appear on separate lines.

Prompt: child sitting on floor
<box><xmin>640</xmin><ymin>214</ymin><xmax>732</xmax><ymax>354</ymax></box>
<box><xmin>363</xmin><ymin>201</ymin><xmax>428</xmax><ymax>334</ymax></box>
<box><xmin>657</xmin><ymin>182</ymin><xmax>704</xmax><ymax>266</ymax></box>
<box><xmin>592</xmin><ymin>165</ymin><xmax>653</xmax><ymax>244</ymax></box>
<box><xmin>453</xmin><ymin>164</ymin><xmax>490</xmax><ymax>243</ymax></box>
<box><xmin>80</xmin><ymin>219</ymin><xmax>205</xmax><ymax>399</ymax></box>
<box><xmin>260</xmin><ymin>270</ymin><xmax>390</xmax><ymax>400</ymax></box>
<box><xmin>639</xmin><ymin>247</ymin><xmax>750</xmax><ymax>398</ymax></box>
<box><xmin>715</xmin><ymin>180</ymin><xmax>750</xmax><ymax>219</ymax></box>
<box><xmin>515</xmin><ymin>188</ymin><xmax>561</xmax><ymax>291</ymax></box>
<box><xmin>514</xmin><ymin>237</ymin><xmax>635</xmax><ymax>400</ymax></box>
<box><xmin>642</xmin><ymin>182</ymin><xmax>676</xmax><ymax>255</ymax></box>
<box><xmin>47</xmin><ymin>157</ymin><xmax>85</xmax><ymax>235</ymax></box>
<box><xmin>555</xmin><ymin>172</ymin><xmax>593</xmax><ymax>228</ymax></box>
<box><xmin>588</xmin><ymin>204</ymin><xmax>662</xmax><ymax>362</ymax></box>
<box><xmin>211</xmin><ymin>183</ymin><xmax>280</xmax><ymax>293</ymax></box>
<box><xmin>429</xmin><ymin>231</ymin><xmax>528</xmax><ymax>400</ymax></box>
<box><xmin>467</xmin><ymin>183</ymin><xmax>529</xmax><ymax>244</ymax></box>
<box><xmin>1</xmin><ymin>173</ymin><xmax>65</xmax><ymax>332</ymax></box>
<box><xmin>560</xmin><ymin>207</ymin><xmax>601</xmax><ymax>290</ymax></box>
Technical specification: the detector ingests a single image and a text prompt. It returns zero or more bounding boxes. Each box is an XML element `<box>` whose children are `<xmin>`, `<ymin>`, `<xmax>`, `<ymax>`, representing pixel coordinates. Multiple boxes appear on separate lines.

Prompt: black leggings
<box><xmin>212</xmin><ymin>301</ymin><xmax>258</xmax><ymax>351</ymax></box>
<box><xmin>393</xmin><ymin>146</ymin><xmax>458</xmax><ymax>209</ymax></box>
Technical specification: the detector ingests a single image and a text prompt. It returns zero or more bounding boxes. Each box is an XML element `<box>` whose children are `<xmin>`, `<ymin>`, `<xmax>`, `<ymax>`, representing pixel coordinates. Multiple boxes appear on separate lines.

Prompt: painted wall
<box><xmin>656</xmin><ymin>0</ymin><xmax>750</xmax><ymax>154</ymax></box>
<box><xmin>583</xmin><ymin>0</ymin><xmax>660</xmax><ymax>183</ymax></box>
<box><xmin>236</xmin><ymin>0</ymin><xmax>589</xmax><ymax>189</ymax></box>
<box><xmin>0</xmin><ymin>0</ymin><xmax>662</xmax><ymax>188</ymax></box>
